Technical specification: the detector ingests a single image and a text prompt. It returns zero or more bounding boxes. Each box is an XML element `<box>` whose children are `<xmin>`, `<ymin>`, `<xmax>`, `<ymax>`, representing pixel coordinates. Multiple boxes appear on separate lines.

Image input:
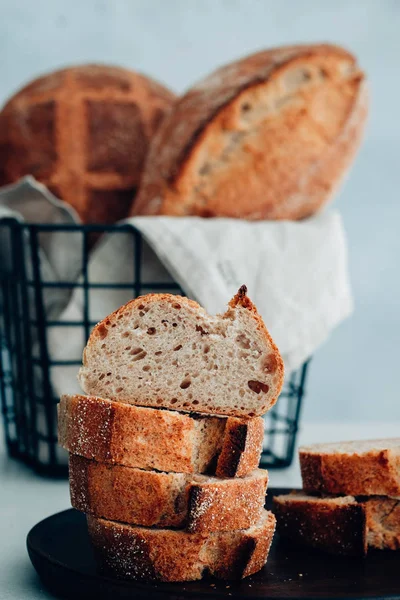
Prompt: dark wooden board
<box><xmin>27</xmin><ymin>488</ymin><xmax>400</xmax><ymax>600</ymax></box>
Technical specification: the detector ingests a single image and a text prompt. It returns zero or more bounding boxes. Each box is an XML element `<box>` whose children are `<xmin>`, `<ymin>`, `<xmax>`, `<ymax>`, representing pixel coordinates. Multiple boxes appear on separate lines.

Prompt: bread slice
<box><xmin>58</xmin><ymin>394</ymin><xmax>264</xmax><ymax>477</ymax></box>
<box><xmin>132</xmin><ymin>43</ymin><xmax>367</xmax><ymax>221</ymax></box>
<box><xmin>69</xmin><ymin>454</ymin><xmax>268</xmax><ymax>532</ymax></box>
<box><xmin>273</xmin><ymin>492</ymin><xmax>400</xmax><ymax>556</ymax></box>
<box><xmin>78</xmin><ymin>286</ymin><xmax>284</xmax><ymax>417</ymax></box>
<box><xmin>299</xmin><ymin>439</ymin><xmax>400</xmax><ymax>496</ymax></box>
<box><xmin>87</xmin><ymin>509</ymin><xmax>276</xmax><ymax>581</ymax></box>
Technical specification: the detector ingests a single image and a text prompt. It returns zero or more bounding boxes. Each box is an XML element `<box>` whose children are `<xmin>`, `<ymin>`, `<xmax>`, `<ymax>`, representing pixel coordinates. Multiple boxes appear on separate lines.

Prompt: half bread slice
<box><xmin>299</xmin><ymin>439</ymin><xmax>400</xmax><ymax>496</ymax></box>
<box><xmin>87</xmin><ymin>510</ymin><xmax>276</xmax><ymax>581</ymax></box>
<box><xmin>273</xmin><ymin>492</ymin><xmax>400</xmax><ymax>556</ymax></box>
<box><xmin>58</xmin><ymin>394</ymin><xmax>264</xmax><ymax>477</ymax></box>
<box><xmin>78</xmin><ymin>286</ymin><xmax>284</xmax><ymax>417</ymax></box>
<box><xmin>70</xmin><ymin>455</ymin><xmax>268</xmax><ymax>532</ymax></box>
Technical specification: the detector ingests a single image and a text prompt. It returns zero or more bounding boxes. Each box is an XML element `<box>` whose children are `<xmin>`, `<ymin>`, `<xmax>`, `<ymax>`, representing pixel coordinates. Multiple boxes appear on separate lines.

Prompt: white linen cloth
<box><xmin>0</xmin><ymin>177</ymin><xmax>353</xmax><ymax>399</ymax></box>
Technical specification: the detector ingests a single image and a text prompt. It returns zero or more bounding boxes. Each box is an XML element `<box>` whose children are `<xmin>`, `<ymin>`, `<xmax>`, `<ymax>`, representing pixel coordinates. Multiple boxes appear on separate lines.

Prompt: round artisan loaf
<box><xmin>0</xmin><ymin>64</ymin><xmax>175</xmax><ymax>223</ymax></box>
<box><xmin>132</xmin><ymin>43</ymin><xmax>367</xmax><ymax>220</ymax></box>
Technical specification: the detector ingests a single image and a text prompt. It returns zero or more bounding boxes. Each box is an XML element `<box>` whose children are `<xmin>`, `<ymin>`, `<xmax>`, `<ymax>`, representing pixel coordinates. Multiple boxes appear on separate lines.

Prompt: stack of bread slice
<box><xmin>274</xmin><ymin>439</ymin><xmax>400</xmax><ymax>556</ymax></box>
<box><xmin>58</xmin><ymin>286</ymin><xmax>285</xmax><ymax>581</ymax></box>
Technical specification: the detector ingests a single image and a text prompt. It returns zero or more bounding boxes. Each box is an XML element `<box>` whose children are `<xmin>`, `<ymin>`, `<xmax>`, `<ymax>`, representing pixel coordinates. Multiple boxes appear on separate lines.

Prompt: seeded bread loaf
<box><xmin>58</xmin><ymin>394</ymin><xmax>264</xmax><ymax>477</ymax></box>
<box><xmin>78</xmin><ymin>286</ymin><xmax>284</xmax><ymax>417</ymax></box>
<box><xmin>0</xmin><ymin>64</ymin><xmax>175</xmax><ymax>224</ymax></box>
<box><xmin>87</xmin><ymin>509</ymin><xmax>276</xmax><ymax>581</ymax></box>
<box><xmin>132</xmin><ymin>43</ymin><xmax>367</xmax><ymax>221</ymax></box>
<box><xmin>273</xmin><ymin>492</ymin><xmax>400</xmax><ymax>556</ymax></box>
<box><xmin>69</xmin><ymin>454</ymin><xmax>268</xmax><ymax>532</ymax></box>
<box><xmin>299</xmin><ymin>439</ymin><xmax>400</xmax><ymax>497</ymax></box>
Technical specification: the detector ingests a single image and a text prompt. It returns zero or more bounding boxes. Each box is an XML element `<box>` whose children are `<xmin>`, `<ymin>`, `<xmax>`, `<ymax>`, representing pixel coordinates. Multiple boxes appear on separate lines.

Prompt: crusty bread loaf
<box><xmin>299</xmin><ymin>439</ymin><xmax>400</xmax><ymax>497</ymax></box>
<box><xmin>132</xmin><ymin>43</ymin><xmax>367</xmax><ymax>221</ymax></box>
<box><xmin>87</xmin><ymin>509</ymin><xmax>276</xmax><ymax>581</ymax></box>
<box><xmin>58</xmin><ymin>394</ymin><xmax>264</xmax><ymax>477</ymax></box>
<box><xmin>78</xmin><ymin>286</ymin><xmax>284</xmax><ymax>417</ymax></box>
<box><xmin>69</xmin><ymin>454</ymin><xmax>268</xmax><ymax>532</ymax></box>
<box><xmin>273</xmin><ymin>492</ymin><xmax>400</xmax><ymax>556</ymax></box>
<box><xmin>0</xmin><ymin>64</ymin><xmax>175</xmax><ymax>224</ymax></box>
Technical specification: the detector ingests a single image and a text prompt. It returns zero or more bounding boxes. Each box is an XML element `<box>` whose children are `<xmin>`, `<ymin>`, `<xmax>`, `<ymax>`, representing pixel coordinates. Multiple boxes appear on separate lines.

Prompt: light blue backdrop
<box><xmin>1</xmin><ymin>0</ymin><xmax>398</xmax><ymax>422</ymax></box>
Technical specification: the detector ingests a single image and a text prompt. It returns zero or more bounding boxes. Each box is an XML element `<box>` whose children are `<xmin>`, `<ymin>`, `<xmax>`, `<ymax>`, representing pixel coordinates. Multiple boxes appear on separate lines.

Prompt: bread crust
<box><xmin>132</xmin><ymin>43</ymin><xmax>367</xmax><ymax>220</ymax></box>
<box><xmin>0</xmin><ymin>64</ymin><xmax>175</xmax><ymax>224</ymax></box>
<box><xmin>300</xmin><ymin>441</ymin><xmax>400</xmax><ymax>496</ymax></box>
<box><xmin>69</xmin><ymin>454</ymin><xmax>268</xmax><ymax>532</ymax></box>
<box><xmin>78</xmin><ymin>288</ymin><xmax>284</xmax><ymax>417</ymax></box>
<box><xmin>274</xmin><ymin>492</ymin><xmax>400</xmax><ymax>555</ymax></box>
<box><xmin>274</xmin><ymin>493</ymin><xmax>366</xmax><ymax>556</ymax></box>
<box><xmin>87</xmin><ymin>510</ymin><xmax>276</xmax><ymax>581</ymax></box>
<box><xmin>58</xmin><ymin>394</ymin><xmax>264</xmax><ymax>477</ymax></box>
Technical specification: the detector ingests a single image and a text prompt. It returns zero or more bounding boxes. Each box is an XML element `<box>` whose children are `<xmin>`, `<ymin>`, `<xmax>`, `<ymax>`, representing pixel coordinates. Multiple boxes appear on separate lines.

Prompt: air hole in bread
<box><xmin>118</xmin><ymin>314</ymin><xmax>124</xmax><ymax>320</ymax></box>
<box><xmin>172</xmin><ymin>323</ymin><xmax>177</xmax><ymax>327</ymax></box>
<box><xmin>105</xmin><ymin>381</ymin><xmax>111</xmax><ymax>386</ymax></box>
<box><xmin>174</xmin><ymin>345</ymin><xmax>182</xmax><ymax>351</ymax></box>
<box><xmin>131</xmin><ymin>350</ymin><xmax>147</xmax><ymax>361</ymax></box>
<box><xmin>156</xmin><ymin>398</ymin><xmax>163</xmax><ymax>404</ymax></box>
<box><xmin>236</xmin><ymin>334</ymin><xmax>250</xmax><ymax>349</ymax></box>
<box><xmin>180</xmin><ymin>378</ymin><xmax>191</xmax><ymax>389</ymax></box>
<box><xmin>248</xmin><ymin>412</ymin><xmax>255</xmax><ymax>417</ymax></box>
<box><xmin>142</xmin><ymin>365</ymin><xmax>151</xmax><ymax>372</ymax></box>
<box><xmin>130</xmin><ymin>347</ymin><xmax>143</xmax><ymax>356</ymax></box>
<box><xmin>263</xmin><ymin>353</ymin><xmax>278</xmax><ymax>374</ymax></box>
<box><xmin>101</xmin><ymin>343</ymin><xmax>106</xmax><ymax>349</ymax></box>
<box><xmin>138</xmin><ymin>304</ymin><xmax>145</xmax><ymax>310</ymax></box>
<box><xmin>172</xmin><ymin>360</ymin><xmax>178</xmax><ymax>366</ymax></box>
<box><xmin>192</xmin><ymin>399</ymin><xmax>199</xmax><ymax>405</ymax></box>
<box><xmin>147</xmin><ymin>327</ymin><xmax>156</xmax><ymax>335</ymax></box>
<box><xmin>196</xmin><ymin>325</ymin><xmax>209</xmax><ymax>335</ymax></box>
<box><xmin>248</xmin><ymin>380</ymin><xmax>270</xmax><ymax>394</ymax></box>
<box><xmin>125</xmin><ymin>346</ymin><xmax>132</xmax><ymax>351</ymax></box>
<box><xmin>99</xmin><ymin>374</ymin><xmax>105</xmax><ymax>380</ymax></box>
<box><xmin>241</xmin><ymin>102</ymin><xmax>252</xmax><ymax>112</ymax></box>
<box><xmin>192</xmin><ymin>343</ymin><xmax>197</xmax><ymax>350</ymax></box>
<box><xmin>116</xmin><ymin>387</ymin><xmax>123</xmax><ymax>393</ymax></box>
<box><xmin>139</xmin><ymin>311</ymin><xmax>145</xmax><ymax>317</ymax></box>
<box><xmin>106</xmin><ymin>372</ymin><xmax>111</xmax><ymax>376</ymax></box>
<box><xmin>170</xmin><ymin>398</ymin><xmax>178</xmax><ymax>405</ymax></box>
<box><xmin>173</xmin><ymin>303</ymin><xmax>181</xmax><ymax>309</ymax></box>
<box><xmin>122</xmin><ymin>332</ymin><xmax>129</xmax><ymax>338</ymax></box>
<box><xmin>155</xmin><ymin>351</ymin><xmax>162</xmax><ymax>355</ymax></box>
<box><xmin>97</xmin><ymin>324</ymin><xmax>108</xmax><ymax>339</ymax></box>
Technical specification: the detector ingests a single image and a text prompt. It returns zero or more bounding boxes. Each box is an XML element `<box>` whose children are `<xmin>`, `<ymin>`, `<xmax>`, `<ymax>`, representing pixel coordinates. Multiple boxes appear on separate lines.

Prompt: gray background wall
<box><xmin>1</xmin><ymin>0</ymin><xmax>398</xmax><ymax>422</ymax></box>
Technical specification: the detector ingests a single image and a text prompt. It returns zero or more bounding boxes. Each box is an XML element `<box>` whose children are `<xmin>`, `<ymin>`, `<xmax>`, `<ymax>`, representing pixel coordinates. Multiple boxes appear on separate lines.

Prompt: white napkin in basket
<box><xmin>0</xmin><ymin>177</ymin><xmax>353</xmax><ymax>401</ymax></box>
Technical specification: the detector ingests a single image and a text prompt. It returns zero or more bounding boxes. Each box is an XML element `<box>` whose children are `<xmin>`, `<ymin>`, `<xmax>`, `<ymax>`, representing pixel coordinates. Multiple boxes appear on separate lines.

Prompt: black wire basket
<box><xmin>0</xmin><ymin>218</ymin><xmax>309</xmax><ymax>476</ymax></box>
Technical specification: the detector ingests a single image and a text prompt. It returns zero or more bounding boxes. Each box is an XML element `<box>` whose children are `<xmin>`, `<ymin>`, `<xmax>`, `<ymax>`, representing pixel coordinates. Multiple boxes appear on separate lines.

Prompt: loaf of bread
<box><xmin>299</xmin><ymin>439</ymin><xmax>400</xmax><ymax>496</ymax></box>
<box><xmin>87</xmin><ymin>510</ymin><xmax>276</xmax><ymax>581</ymax></box>
<box><xmin>58</xmin><ymin>394</ymin><xmax>264</xmax><ymax>477</ymax></box>
<box><xmin>274</xmin><ymin>492</ymin><xmax>400</xmax><ymax>556</ymax></box>
<box><xmin>69</xmin><ymin>454</ymin><xmax>268</xmax><ymax>532</ymax></box>
<box><xmin>132</xmin><ymin>43</ymin><xmax>367</xmax><ymax>220</ymax></box>
<box><xmin>78</xmin><ymin>286</ymin><xmax>284</xmax><ymax>417</ymax></box>
<box><xmin>0</xmin><ymin>64</ymin><xmax>175</xmax><ymax>223</ymax></box>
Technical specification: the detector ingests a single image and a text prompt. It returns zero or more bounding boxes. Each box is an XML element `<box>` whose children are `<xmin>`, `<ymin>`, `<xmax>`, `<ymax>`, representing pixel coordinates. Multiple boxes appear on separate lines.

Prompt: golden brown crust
<box><xmin>300</xmin><ymin>445</ymin><xmax>400</xmax><ymax>497</ymax></box>
<box><xmin>132</xmin><ymin>43</ymin><xmax>366</xmax><ymax>221</ymax></box>
<box><xmin>87</xmin><ymin>510</ymin><xmax>275</xmax><ymax>581</ymax></box>
<box><xmin>58</xmin><ymin>394</ymin><xmax>264</xmax><ymax>477</ymax></box>
<box><xmin>273</xmin><ymin>494</ymin><xmax>366</xmax><ymax>556</ymax></box>
<box><xmin>69</xmin><ymin>454</ymin><xmax>268</xmax><ymax>532</ymax></box>
<box><xmin>0</xmin><ymin>64</ymin><xmax>175</xmax><ymax>224</ymax></box>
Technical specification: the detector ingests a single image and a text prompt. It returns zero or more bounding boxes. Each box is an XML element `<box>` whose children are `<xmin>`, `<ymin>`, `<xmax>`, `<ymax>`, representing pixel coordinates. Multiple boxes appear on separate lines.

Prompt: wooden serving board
<box><xmin>27</xmin><ymin>488</ymin><xmax>400</xmax><ymax>599</ymax></box>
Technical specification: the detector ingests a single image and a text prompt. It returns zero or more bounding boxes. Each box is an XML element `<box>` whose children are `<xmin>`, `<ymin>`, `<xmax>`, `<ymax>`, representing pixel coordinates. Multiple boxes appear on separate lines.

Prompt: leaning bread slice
<box><xmin>70</xmin><ymin>454</ymin><xmax>268</xmax><ymax>532</ymax></box>
<box><xmin>299</xmin><ymin>438</ymin><xmax>400</xmax><ymax>496</ymax></box>
<box><xmin>78</xmin><ymin>286</ymin><xmax>284</xmax><ymax>417</ymax></box>
<box><xmin>58</xmin><ymin>394</ymin><xmax>264</xmax><ymax>477</ymax></box>
<box><xmin>273</xmin><ymin>492</ymin><xmax>400</xmax><ymax>556</ymax></box>
<box><xmin>87</xmin><ymin>510</ymin><xmax>276</xmax><ymax>581</ymax></box>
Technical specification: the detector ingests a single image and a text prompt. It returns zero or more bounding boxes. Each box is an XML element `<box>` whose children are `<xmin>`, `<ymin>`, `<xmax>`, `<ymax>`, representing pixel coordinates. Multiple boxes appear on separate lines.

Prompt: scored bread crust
<box><xmin>78</xmin><ymin>286</ymin><xmax>284</xmax><ymax>417</ymax></box>
<box><xmin>0</xmin><ymin>64</ymin><xmax>175</xmax><ymax>224</ymax></box>
<box><xmin>273</xmin><ymin>492</ymin><xmax>400</xmax><ymax>555</ymax></box>
<box><xmin>132</xmin><ymin>43</ymin><xmax>367</xmax><ymax>221</ymax></box>
<box><xmin>58</xmin><ymin>394</ymin><xmax>264</xmax><ymax>477</ymax></box>
<box><xmin>87</xmin><ymin>510</ymin><xmax>276</xmax><ymax>581</ymax></box>
<box><xmin>299</xmin><ymin>439</ymin><xmax>400</xmax><ymax>497</ymax></box>
<box><xmin>69</xmin><ymin>454</ymin><xmax>268</xmax><ymax>532</ymax></box>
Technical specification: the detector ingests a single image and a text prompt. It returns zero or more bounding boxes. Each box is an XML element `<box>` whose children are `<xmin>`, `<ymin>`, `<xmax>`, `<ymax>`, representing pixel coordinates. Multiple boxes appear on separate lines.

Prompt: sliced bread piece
<box><xmin>58</xmin><ymin>394</ymin><xmax>264</xmax><ymax>477</ymax></box>
<box><xmin>78</xmin><ymin>286</ymin><xmax>284</xmax><ymax>417</ymax></box>
<box><xmin>87</xmin><ymin>509</ymin><xmax>276</xmax><ymax>581</ymax></box>
<box><xmin>69</xmin><ymin>454</ymin><xmax>268</xmax><ymax>532</ymax></box>
<box><xmin>273</xmin><ymin>492</ymin><xmax>400</xmax><ymax>556</ymax></box>
<box><xmin>299</xmin><ymin>439</ymin><xmax>400</xmax><ymax>496</ymax></box>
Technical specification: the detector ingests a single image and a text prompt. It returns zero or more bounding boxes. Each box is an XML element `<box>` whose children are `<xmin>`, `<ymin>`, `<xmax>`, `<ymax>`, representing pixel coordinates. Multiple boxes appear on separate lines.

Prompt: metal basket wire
<box><xmin>0</xmin><ymin>218</ymin><xmax>309</xmax><ymax>476</ymax></box>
